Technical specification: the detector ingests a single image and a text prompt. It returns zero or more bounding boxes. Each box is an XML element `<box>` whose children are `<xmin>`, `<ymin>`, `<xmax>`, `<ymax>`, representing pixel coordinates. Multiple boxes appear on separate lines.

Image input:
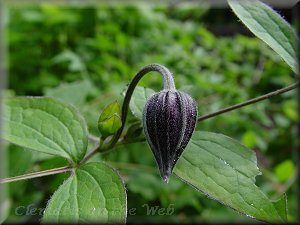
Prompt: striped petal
<box><xmin>143</xmin><ymin>90</ymin><xmax>197</xmax><ymax>182</ymax></box>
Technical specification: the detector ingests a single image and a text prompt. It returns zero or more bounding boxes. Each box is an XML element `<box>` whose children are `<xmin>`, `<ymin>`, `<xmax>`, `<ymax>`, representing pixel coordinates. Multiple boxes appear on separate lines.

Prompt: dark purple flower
<box><xmin>143</xmin><ymin>90</ymin><xmax>197</xmax><ymax>182</ymax></box>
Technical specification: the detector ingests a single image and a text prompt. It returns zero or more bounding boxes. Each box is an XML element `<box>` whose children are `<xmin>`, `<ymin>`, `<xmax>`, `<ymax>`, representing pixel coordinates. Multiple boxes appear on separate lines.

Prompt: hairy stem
<box><xmin>79</xmin><ymin>141</ymin><xmax>101</xmax><ymax>165</ymax></box>
<box><xmin>197</xmin><ymin>82</ymin><xmax>299</xmax><ymax>122</ymax></box>
<box><xmin>0</xmin><ymin>166</ymin><xmax>73</xmax><ymax>184</ymax></box>
<box><xmin>108</xmin><ymin>63</ymin><xmax>175</xmax><ymax>147</ymax></box>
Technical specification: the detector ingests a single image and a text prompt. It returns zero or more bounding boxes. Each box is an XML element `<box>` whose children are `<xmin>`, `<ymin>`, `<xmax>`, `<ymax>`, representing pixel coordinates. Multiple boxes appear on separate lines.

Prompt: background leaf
<box><xmin>274</xmin><ymin>160</ymin><xmax>295</xmax><ymax>183</ymax></box>
<box><xmin>42</xmin><ymin>162</ymin><xmax>127</xmax><ymax>223</ymax></box>
<box><xmin>174</xmin><ymin>131</ymin><xmax>287</xmax><ymax>223</ymax></box>
<box><xmin>3</xmin><ymin>97</ymin><xmax>88</xmax><ymax>163</ymax></box>
<box><xmin>227</xmin><ymin>0</ymin><xmax>298</xmax><ymax>73</ymax></box>
<box><xmin>52</xmin><ymin>49</ymin><xmax>86</xmax><ymax>73</ymax></box>
<box><xmin>129</xmin><ymin>86</ymin><xmax>155</xmax><ymax>120</ymax></box>
<box><xmin>44</xmin><ymin>79</ymin><xmax>97</xmax><ymax>107</ymax></box>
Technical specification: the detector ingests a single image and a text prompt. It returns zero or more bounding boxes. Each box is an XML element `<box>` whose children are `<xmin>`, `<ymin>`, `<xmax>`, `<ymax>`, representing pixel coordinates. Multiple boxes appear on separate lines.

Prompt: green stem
<box><xmin>197</xmin><ymin>82</ymin><xmax>299</xmax><ymax>122</ymax></box>
<box><xmin>79</xmin><ymin>138</ymin><xmax>103</xmax><ymax>165</ymax></box>
<box><xmin>108</xmin><ymin>63</ymin><xmax>175</xmax><ymax>148</ymax></box>
<box><xmin>0</xmin><ymin>166</ymin><xmax>73</xmax><ymax>184</ymax></box>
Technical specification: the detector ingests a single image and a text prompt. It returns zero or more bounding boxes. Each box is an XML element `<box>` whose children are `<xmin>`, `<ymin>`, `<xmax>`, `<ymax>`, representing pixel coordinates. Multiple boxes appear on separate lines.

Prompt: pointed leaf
<box><xmin>228</xmin><ymin>0</ymin><xmax>298</xmax><ymax>73</ymax></box>
<box><xmin>3</xmin><ymin>97</ymin><xmax>88</xmax><ymax>163</ymax></box>
<box><xmin>42</xmin><ymin>162</ymin><xmax>127</xmax><ymax>223</ymax></box>
<box><xmin>174</xmin><ymin>131</ymin><xmax>287</xmax><ymax>223</ymax></box>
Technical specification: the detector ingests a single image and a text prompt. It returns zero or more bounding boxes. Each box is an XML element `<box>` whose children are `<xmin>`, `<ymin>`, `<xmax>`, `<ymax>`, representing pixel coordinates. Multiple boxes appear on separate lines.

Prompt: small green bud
<box><xmin>98</xmin><ymin>101</ymin><xmax>122</xmax><ymax>138</ymax></box>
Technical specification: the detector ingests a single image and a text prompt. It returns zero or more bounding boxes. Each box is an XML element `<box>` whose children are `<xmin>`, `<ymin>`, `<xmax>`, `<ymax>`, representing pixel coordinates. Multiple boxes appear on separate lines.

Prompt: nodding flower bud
<box><xmin>143</xmin><ymin>89</ymin><xmax>197</xmax><ymax>182</ymax></box>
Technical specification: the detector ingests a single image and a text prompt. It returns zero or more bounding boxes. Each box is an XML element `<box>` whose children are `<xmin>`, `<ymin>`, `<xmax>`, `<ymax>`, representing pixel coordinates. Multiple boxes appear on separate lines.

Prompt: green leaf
<box><xmin>52</xmin><ymin>49</ymin><xmax>86</xmax><ymax>72</ymax></box>
<box><xmin>42</xmin><ymin>162</ymin><xmax>127</xmax><ymax>223</ymax></box>
<box><xmin>124</xmin><ymin>123</ymin><xmax>143</xmax><ymax>142</ymax></box>
<box><xmin>44</xmin><ymin>80</ymin><xmax>96</xmax><ymax>107</ymax></box>
<box><xmin>227</xmin><ymin>0</ymin><xmax>298</xmax><ymax>73</ymax></box>
<box><xmin>242</xmin><ymin>130</ymin><xmax>256</xmax><ymax>149</ymax></box>
<box><xmin>129</xmin><ymin>86</ymin><xmax>155</xmax><ymax>120</ymax></box>
<box><xmin>274</xmin><ymin>160</ymin><xmax>295</xmax><ymax>183</ymax></box>
<box><xmin>98</xmin><ymin>101</ymin><xmax>122</xmax><ymax>137</ymax></box>
<box><xmin>174</xmin><ymin>131</ymin><xmax>287</xmax><ymax>223</ymax></box>
<box><xmin>3</xmin><ymin>97</ymin><xmax>88</xmax><ymax>163</ymax></box>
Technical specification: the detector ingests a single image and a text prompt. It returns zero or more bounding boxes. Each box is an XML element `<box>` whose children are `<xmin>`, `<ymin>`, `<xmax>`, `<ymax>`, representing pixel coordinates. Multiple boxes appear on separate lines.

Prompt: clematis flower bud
<box><xmin>143</xmin><ymin>89</ymin><xmax>197</xmax><ymax>182</ymax></box>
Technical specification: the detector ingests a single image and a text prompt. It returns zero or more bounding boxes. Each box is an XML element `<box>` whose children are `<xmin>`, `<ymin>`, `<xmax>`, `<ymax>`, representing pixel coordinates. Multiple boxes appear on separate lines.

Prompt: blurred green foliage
<box><xmin>5</xmin><ymin>3</ymin><xmax>297</xmax><ymax>223</ymax></box>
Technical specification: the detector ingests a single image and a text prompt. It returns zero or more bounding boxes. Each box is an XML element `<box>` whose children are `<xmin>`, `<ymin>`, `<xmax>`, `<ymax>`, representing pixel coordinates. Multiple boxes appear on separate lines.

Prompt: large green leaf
<box><xmin>42</xmin><ymin>162</ymin><xmax>127</xmax><ymax>223</ymax></box>
<box><xmin>228</xmin><ymin>0</ymin><xmax>298</xmax><ymax>73</ymax></box>
<box><xmin>174</xmin><ymin>131</ymin><xmax>287</xmax><ymax>223</ymax></box>
<box><xmin>129</xmin><ymin>86</ymin><xmax>155</xmax><ymax>120</ymax></box>
<box><xmin>3</xmin><ymin>97</ymin><xmax>88</xmax><ymax>163</ymax></box>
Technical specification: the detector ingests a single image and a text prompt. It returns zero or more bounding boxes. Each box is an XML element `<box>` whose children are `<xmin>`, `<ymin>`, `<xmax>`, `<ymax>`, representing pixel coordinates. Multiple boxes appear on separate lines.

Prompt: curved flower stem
<box><xmin>108</xmin><ymin>64</ymin><xmax>175</xmax><ymax>148</ymax></box>
<box><xmin>0</xmin><ymin>166</ymin><xmax>73</xmax><ymax>184</ymax></box>
<box><xmin>197</xmin><ymin>82</ymin><xmax>299</xmax><ymax>122</ymax></box>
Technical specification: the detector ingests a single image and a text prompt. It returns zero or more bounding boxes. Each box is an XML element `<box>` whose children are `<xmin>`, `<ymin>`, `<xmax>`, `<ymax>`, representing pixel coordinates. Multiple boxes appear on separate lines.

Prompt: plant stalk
<box><xmin>109</xmin><ymin>64</ymin><xmax>175</xmax><ymax>147</ymax></box>
<box><xmin>197</xmin><ymin>82</ymin><xmax>299</xmax><ymax>122</ymax></box>
<box><xmin>0</xmin><ymin>166</ymin><xmax>73</xmax><ymax>184</ymax></box>
<box><xmin>79</xmin><ymin>141</ymin><xmax>101</xmax><ymax>165</ymax></box>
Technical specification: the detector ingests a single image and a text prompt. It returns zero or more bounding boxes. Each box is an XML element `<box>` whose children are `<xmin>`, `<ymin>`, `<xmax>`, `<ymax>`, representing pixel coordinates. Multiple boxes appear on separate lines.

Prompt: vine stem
<box><xmin>108</xmin><ymin>64</ymin><xmax>175</xmax><ymax>147</ymax></box>
<box><xmin>197</xmin><ymin>82</ymin><xmax>299</xmax><ymax>122</ymax></box>
<box><xmin>0</xmin><ymin>166</ymin><xmax>73</xmax><ymax>184</ymax></box>
<box><xmin>79</xmin><ymin>140</ymin><xmax>101</xmax><ymax>165</ymax></box>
